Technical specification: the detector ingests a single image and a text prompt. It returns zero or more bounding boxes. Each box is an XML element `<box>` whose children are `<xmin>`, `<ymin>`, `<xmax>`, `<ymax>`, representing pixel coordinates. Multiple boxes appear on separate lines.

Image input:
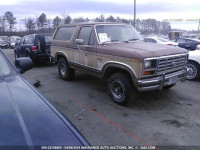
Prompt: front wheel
<box><xmin>108</xmin><ymin>73</ymin><xmax>133</xmax><ymax>105</ymax></box>
<box><xmin>186</xmin><ymin>61</ymin><xmax>200</xmax><ymax>80</ymax></box>
<box><xmin>58</xmin><ymin>58</ymin><xmax>75</xmax><ymax>80</ymax></box>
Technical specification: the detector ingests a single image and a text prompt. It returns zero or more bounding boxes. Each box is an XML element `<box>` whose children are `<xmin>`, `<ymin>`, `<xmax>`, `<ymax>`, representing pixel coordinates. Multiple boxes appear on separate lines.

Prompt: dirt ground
<box><xmin>3</xmin><ymin>48</ymin><xmax>200</xmax><ymax>149</ymax></box>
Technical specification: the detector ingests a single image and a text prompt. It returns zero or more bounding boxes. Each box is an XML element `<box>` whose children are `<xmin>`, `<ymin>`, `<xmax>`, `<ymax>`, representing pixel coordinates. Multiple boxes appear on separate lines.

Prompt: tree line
<box><xmin>0</xmin><ymin>11</ymin><xmax>171</xmax><ymax>36</ymax></box>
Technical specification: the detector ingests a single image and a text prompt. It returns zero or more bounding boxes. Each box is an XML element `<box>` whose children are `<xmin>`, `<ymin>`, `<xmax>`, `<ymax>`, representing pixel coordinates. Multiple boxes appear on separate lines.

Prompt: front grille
<box><xmin>157</xmin><ymin>54</ymin><xmax>187</xmax><ymax>75</ymax></box>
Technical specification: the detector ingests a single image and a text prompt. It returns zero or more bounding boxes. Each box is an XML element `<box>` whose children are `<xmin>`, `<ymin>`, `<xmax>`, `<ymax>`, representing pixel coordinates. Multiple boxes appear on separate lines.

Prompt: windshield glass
<box><xmin>0</xmin><ymin>37</ymin><xmax>8</xmax><ymax>41</ymax></box>
<box><xmin>95</xmin><ymin>25</ymin><xmax>142</xmax><ymax>43</ymax></box>
<box><xmin>0</xmin><ymin>53</ymin><xmax>11</xmax><ymax>77</ymax></box>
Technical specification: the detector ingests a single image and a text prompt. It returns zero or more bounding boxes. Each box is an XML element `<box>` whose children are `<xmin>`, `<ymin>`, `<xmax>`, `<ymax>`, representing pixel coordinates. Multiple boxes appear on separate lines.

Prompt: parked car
<box><xmin>174</xmin><ymin>38</ymin><xmax>200</xmax><ymax>51</ymax></box>
<box><xmin>186</xmin><ymin>45</ymin><xmax>200</xmax><ymax>80</ymax></box>
<box><xmin>0</xmin><ymin>40</ymin><xmax>9</xmax><ymax>49</ymax></box>
<box><xmin>51</xmin><ymin>23</ymin><xmax>188</xmax><ymax>105</ymax></box>
<box><xmin>0</xmin><ymin>49</ymin><xmax>90</xmax><ymax>147</ymax></box>
<box><xmin>8</xmin><ymin>36</ymin><xmax>21</xmax><ymax>48</ymax></box>
<box><xmin>14</xmin><ymin>33</ymin><xmax>53</xmax><ymax>64</ymax></box>
<box><xmin>144</xmin><ymin>37</ymin><xmax>177</xmax><ymax>46</ymax></box>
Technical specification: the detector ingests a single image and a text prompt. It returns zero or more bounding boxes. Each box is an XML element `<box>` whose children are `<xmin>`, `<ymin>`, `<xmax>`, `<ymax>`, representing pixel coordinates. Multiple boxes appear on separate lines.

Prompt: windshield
<box><xmin>0</xmin><ymin>37</ymin><xmax>8</xmax><ymax>41</ymax></box>
<box><xmin>95</xmin><ymin>25</ymin><xmax>142</xmax><ymax>43</ymax></box>
<box><xmin>0</xmin><ymin>53</ymin><xmax>11</xmax><ymax>78</ymax></box>
<box><xmin>45</xmin><ymin>36</ymin><xmax>52</xmax><ymax>43</ymax></box>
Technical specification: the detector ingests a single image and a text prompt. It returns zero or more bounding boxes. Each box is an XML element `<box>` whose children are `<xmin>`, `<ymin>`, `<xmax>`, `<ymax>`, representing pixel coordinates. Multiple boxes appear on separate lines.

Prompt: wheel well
<box><xmin>188</xmin><ymin>59</ymin><xmax>200</xmax><ymax>67</ymax></box>
<box><xmin>56</xmin><ymin>54</ymin><xmax>66</xmax><ymax>63</ymax></box>
<box><xmin>103</xmin><ymin>67</ymin><xmax>133</xmax><ymax>81</ymax></box>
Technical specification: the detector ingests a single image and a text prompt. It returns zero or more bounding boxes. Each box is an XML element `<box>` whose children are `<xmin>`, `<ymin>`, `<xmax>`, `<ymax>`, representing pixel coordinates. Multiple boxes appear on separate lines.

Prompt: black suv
<box><xmin>14</xmin><ymin>33</ymin><xmax>52</xmax><ymax>64</ymax></box>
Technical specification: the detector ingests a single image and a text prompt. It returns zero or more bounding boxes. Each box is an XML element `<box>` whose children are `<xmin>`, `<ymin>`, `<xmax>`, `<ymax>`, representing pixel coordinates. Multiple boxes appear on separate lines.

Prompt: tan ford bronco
<box><xmin>51</xmin><ymin>23</ymin><xmax>188</xmax><ymax>105</ymax></box>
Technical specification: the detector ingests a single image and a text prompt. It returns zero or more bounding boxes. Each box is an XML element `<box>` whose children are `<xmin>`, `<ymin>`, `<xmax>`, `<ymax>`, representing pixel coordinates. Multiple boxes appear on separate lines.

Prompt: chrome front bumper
<box><xmin>137</xmin><ymin>68</ymin><xmax>187</xmax><ymax>91</ymax></box>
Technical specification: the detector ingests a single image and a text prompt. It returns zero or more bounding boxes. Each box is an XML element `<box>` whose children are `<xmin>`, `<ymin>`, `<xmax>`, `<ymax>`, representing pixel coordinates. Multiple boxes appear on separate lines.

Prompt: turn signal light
<box><xmin>143</xmin><ymin>71</ymin><xmax>151</xmax><ymax>75</ymax></box>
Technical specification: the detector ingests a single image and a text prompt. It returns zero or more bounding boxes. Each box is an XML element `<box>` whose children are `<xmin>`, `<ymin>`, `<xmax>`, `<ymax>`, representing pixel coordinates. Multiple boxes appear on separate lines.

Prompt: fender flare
<box><xmin>55</xmin><ymin>51</ymin><xmax>69</xmax><ymax>63</ymax></box>
<box><xmin>101</xmin><ymin>62</ymin><xmax>138</xmax><ymax>86</ymax></box>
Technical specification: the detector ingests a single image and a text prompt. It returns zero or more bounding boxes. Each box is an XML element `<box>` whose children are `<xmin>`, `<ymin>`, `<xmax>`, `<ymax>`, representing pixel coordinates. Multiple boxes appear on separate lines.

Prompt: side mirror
<box><xmin>15</xmin><ymin>57</ymin><xmax>33</xmax><ymax>74</ymax></box>
<box><xmin>75</xmin><ymin>39</ymin><xmax>84</xmax><ymax>45</ymax></box>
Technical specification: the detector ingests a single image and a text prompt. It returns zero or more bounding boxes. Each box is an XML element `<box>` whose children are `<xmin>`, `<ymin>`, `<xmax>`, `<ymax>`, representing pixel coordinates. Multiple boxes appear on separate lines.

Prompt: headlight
<box><xmin>144</xmin><ymin>60</ymin><xmax>152</xmax><ymax>69</ymax></box>
<box><xmin>143</xmin><ymin>59</ymin><xmax>157</xmax><ymax>76</ymax></box>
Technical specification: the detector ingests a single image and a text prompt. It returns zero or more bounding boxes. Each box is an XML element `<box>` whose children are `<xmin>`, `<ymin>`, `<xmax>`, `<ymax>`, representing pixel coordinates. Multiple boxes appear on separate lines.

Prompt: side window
<box><xmin>177</xmin><ymin>38</ymin><xmax>185</xmax><ymax>43</ymax></box>
<box><xmin>23</xmin><ymin>36</ymin><xmax>29</xmax><ymax>44</ymax></box>
<box><xmin>28</xmin><ymin>36</ymin><xmax>34</xmax><ymax>44</ymax></box>
<box><xmin>54</xmin><ymin>26</ymin><xmax>75</xmax><ymax>41</ymax></box>
<box><xmin>78</xmin><ymin>26</ymin><xmax>93</xmax><ymax>45</ymax></box>
<box><xmin>145</xmin><ymin>38</ymin><xmax>156</xmax><ymax>43</ymax></box>
<box><xmin>89</xmin><ymin>31</ymin><xmax>95</xmax><ymax>45</ymax></box>
<box><xmin>185</xmin><ymin>39</ymin><xmax>193</xmax><ymax>43</ymax></box>
<box><xmin>151</xmin><ymin>39</ymin><xmax>157</xmax><ymax>43</ymax></box>
<box><xmin>20</xmin><ymin>37</ymin><xmax>25</xmax><ymax>45</ymax></box>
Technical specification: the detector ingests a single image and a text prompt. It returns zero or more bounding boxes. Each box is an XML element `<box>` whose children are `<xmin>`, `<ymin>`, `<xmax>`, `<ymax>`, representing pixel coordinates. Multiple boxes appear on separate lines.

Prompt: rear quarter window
<box><xmin>54</xmin><ymin>26</ymin><xmax>76</xmax><ymax>41</ymax></box>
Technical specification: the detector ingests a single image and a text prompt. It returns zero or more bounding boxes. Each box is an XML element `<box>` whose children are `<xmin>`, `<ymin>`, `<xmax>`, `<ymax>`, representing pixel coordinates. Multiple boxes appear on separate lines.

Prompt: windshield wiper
<box><xmin>101</xmin><ymin>40</ymin><xmax>120</xmax><ymax>44</ymax></box>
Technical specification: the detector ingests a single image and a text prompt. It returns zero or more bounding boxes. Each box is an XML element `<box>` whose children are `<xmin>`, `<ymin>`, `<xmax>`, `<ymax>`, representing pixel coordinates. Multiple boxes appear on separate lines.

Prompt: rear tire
<box><xmin>186</xmin><ymin>61</ymin><xmax>200</xmax><ymax>80</ymax></box>
<box><xmin>58</xmin><ymin>58</ymin><xmax>75</xmax><ymax>80</ymax></box>
<box><xmin>108</xmin><ymin>73</ymin><xmax>133</xmax><ymax>106</ymax></box>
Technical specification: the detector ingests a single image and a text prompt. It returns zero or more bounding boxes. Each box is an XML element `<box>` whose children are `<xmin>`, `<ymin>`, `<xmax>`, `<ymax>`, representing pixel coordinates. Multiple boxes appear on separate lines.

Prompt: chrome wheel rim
<box><xmin>110</xmin><ymin>80</ymin><xmax>125</xmax><ymax>101</ymax></box>
<box><xmin>186</xmin><ymin>64</ymin><xmax>197</xmax><ymax>79</ymax></box>
<box><xmin>60</xmin><ymin>63</ymin><xmax>66</xmax><ymax>76</ymax></box>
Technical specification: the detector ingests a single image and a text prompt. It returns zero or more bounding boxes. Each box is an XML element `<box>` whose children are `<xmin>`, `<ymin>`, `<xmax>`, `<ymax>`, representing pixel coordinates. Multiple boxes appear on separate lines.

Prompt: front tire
<box><xmin>58</xmin><ymin>58</ymin><xmax>75</xmax><ymax>80</ymax></box>
<box><xmin>186</xmin><ymin>61</ymin><xmax>200</xmax><ymax>80</ymax></box>
<box><xmin>108</xmin><ymin>73</ymin><xmax>133</xmax><ymax>105</ymax></box>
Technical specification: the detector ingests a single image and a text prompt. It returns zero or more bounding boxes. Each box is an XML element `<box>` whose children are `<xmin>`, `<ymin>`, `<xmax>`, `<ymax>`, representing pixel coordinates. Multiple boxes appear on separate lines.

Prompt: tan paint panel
<box><xmin>96</xmin><ymin>54</ymin><xmax>142</xmax><ymax>78</ymax></box>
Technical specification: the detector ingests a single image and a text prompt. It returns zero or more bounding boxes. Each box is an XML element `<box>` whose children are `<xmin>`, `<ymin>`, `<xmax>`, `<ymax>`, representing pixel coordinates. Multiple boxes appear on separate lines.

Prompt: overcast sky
<box><xmin>0</xmin><ymin>0</ymin><xmax>199</xmax><ymax>30</ymax></box>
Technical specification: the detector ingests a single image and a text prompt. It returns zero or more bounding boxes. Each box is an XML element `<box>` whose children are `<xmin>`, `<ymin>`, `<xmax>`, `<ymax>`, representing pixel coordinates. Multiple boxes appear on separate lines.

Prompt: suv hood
<box><xmin>0</xmin><ymin>75</ymin><xmax>85</xmax><ymax>146</ymax></box>
<box><xmin>97</xmin><ymin>41</ymin><xmax>188</xmax><ymax>61</ymax></box>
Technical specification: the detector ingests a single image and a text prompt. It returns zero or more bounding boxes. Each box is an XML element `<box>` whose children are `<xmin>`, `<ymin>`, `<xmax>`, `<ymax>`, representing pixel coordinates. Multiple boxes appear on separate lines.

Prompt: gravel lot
<box><xmin>2</xmin><ymin>48</ymin><xmax>200</xmax><ymax>149</ymax></box>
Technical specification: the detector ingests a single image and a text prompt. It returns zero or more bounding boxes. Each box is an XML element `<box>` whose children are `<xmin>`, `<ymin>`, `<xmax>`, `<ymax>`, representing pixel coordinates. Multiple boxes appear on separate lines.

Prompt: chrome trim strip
<box><xmin>144</xmin><ymin>53</ymin><xmax>188</xmax><ymax>60</ymax></box>
<box><xmin>138</xmin><ymin>69</ymin><xmax>186</xmax><ymax>91</ymax></box>
<box><xmin>55</xmin><ymin>51</ymin><xmax>138</xmax><ymax>78</ymax></box>
<box><xmin>69</xmin><ymin>61</ymin><xmax>100</xmax><ymax>72</ymax></box>
<box><xmin>142</xmin><ymin>53</ymin><xmax>188</xmax><ymax>77</ymax></box>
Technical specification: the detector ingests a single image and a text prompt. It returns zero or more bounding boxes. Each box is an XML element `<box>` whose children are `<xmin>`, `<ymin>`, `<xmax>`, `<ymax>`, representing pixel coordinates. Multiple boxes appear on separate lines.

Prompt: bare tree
<box><xmin>0</xmin><ymin>16</ymin><xmax>6</xmax><ymax>32</ymax></box>
<box><xmin>37</xmin><ymin>13</ymin><xmax>47</xmax><ymax>30</ymax></box>
<box><xmin>73</xmin><ymin>17</ymin><xmax>86</xmax><ymax>23</ymax></box>
<box><xmin>4</xmin><ymin>11</ymin><xmax>16</xmax><ymax>31</ymax></box>
<box><xmin>24</xmin><ymin>18</ymin><xmax>35</xmax><ymax>33</ymax></box>
<box><xmin>52</xmin><ymin>16</ymin><xmax>61</xmax><ymax>28</ymax></box>
<box><xmin>64</xmin><ymin>16</ymin><xmax>71</xmax><ymax>24</ymax></box>
<box><xmin>47</xmin><ymin>19</ymin><xmax>52</xmax><ymax>32</ymax></box>
<box><xmin>106</xmin><ymin>15</ymin><xmax>116</xmax><ymax>22</ymax></box>
<box><xmin>95</xmin><ymin>15</ymin><xmax>105</xmax><ymax>22</ymax></box>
